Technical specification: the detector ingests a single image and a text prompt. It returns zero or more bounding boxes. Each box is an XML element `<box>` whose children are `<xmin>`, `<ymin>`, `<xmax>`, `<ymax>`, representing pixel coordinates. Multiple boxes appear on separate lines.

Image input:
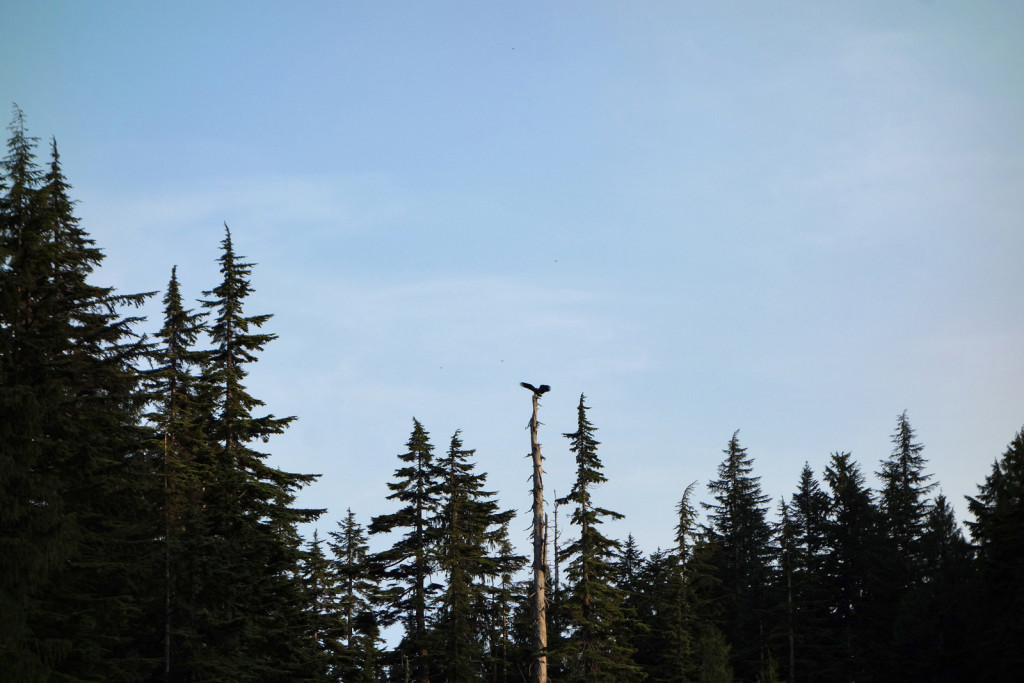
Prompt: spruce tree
<box><xmin>555</xmin><ymin>394</ymin><xmax>642</xmax><ymax>682</ymax></box>
<box><xmin>195</xmin><ymin>225</ymin><xmax>323</xmax><ymax>681</ymax></box>
<box><xmin>370</xmin><ymin>418</ymin><xmax>442</xmax><ymax>683</ymax></box>
<box><xmin>481</xmin><ymin>519</ymin><xmax>529</xmax><ymax>683</ymax></box>
<box><xmin>624</xmin><ymin>485</ymin><xmax>702</xmax><ymax>682</ymax></box>
<box><xmin>431</xmin><ymin>430</ymin><xmax>521</xmax><ymax>682</ymax></box>
<box><xmin>0</xmin><ymin>104</ymin><xmax>67</xmax><ymax>679</ymax></box>
<box><xmin>820</xmin><ymin>451</ymin><xmax>877</xmax><ymax>682</ymax></box>
<box><xmin>701</xmin><ymin>430</ymin><xmax>775</xmax><ymax>682</ymax></box>
<box><xmin>878</xmin><ymin>411</ymin><xmax>935</xmax><ymax>564</ymax></box>
<box><xmin>616</xmin><ymin>534</ymin><xmax>645</xmax><ymax>606</ymax></box>
<box><xmin>869</xmin><ymin>411</ymin><xmax>936</xmax><ymax>678</ymax></box>
<box><xmin>778</xmin><ymin>464</ymin><xmax>830</xmax><ymax>682</ymax></box>
<box><xmin>966</xmin><ymin>427</ymin><xmax>1024</xmax><ymax>679</ymax></box>
<box><xmin>145</xmin><ymin>266</ymin><xmax>215</xmax><ymax>680</ymax></box>
<box><xmin>0</xmin><ymin>108</ymin><xmax>155</xmax><ymax>679</ymax></box>
<box><xmin>900</xmin><ymin>494</ymin><xmax>974</xmax><ymax>681</ymax></box>
<box><xmin>329</xmin><ymin>509</ymin><xmax>385</xmax><ymax>682</ymax></box>
<box><xmin>300</xmin><ymin>531</ymin><xmax>337</xmax><ymax>682</ymax></box>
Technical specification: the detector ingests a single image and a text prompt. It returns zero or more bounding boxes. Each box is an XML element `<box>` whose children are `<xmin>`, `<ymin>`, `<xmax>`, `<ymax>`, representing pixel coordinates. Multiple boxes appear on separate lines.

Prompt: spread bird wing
<box><xmin>520</xmin><ymin>382</ymin><xmax>538</xmax><ymax>392</ymax></box>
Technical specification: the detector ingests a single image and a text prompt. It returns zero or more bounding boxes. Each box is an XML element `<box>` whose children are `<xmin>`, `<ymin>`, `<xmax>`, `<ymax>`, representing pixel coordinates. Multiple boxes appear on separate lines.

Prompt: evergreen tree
<box><xmin>300</xmin><ymin>531</ymin><xmax>337</xmax><ymax>682</ymax></box>
<box><xmin>877</xmin><ymin>411</ymin><xmax>935</xmax><ymax>565</ymax></box>
<box><xmin>778</xmin><ymin>464</ymin><xmax>830</xmax><ymax>682</ymax></box>
<box><xmin>145</xmin><ymin>266</ymin><xmax>215</xmax><ymax>680</ymax></box>
<box><xmin>629</xmin><ymin>483</ymin><xmax>701</xmax><ymax>682</ymax></box>
<box><xmin>431</xmin><ymin>430</ymin><xmax>520</xmax><ymax>682</ymax></box>
<box><xmin>555</xmin><ymin>394</ymin><xmax>642</xmax><ymax>682</ymax></box>
<box><xmin>899</xmin><ymin>494</ymin><xmax>974</xmax><ymax>681</ymax></box>
<box><xmin>329</xmin><ymin>508</ymin><xmax>385</xmax><ymax>682</ymax></box>
<box><xmin>820</xmin><ymin>451</ymin><xmax>877</xmax><ymax>682</ymax></box>
<box><xmin>617</xmin><ymin>534</ymin><xmax>645</xmax><ymax>593</ymax></box>
<box><xmin>481</xmin><ymin>519</ymin><xmax>529</xmax><ymax>683</ymax></box>
<box><xmin>370</xmin><ymin>418</ymin><xmax>441</xmax><ymax>683</ymax></box>
<box><xmin>701</xmin><ymin>431</ymin><xmax>774</xmax><ymax>681</ymax></box>
<box><xmin>694</xmin><ymin>625</ymin><xmax>733</xmax><ymax>683</ymax></box>
<box><xmin>195</xmin><ymin>225</ymin><xmax>323</xmax><ymax>680</ymax></box>
<box><xmin>0</xmin><ymin>104</ymin><xmax>67</xmax><ymax>680</ymax></box>
<box><xmin>869</xmin><ymin>411</ymin><xmax>937</xmax><ymax>679</ymax></box>
<box><xmin>1</xmin><ymin>109</ymin><xmax>155</xmax><ymax>680</ymax></box>
<box><xmin>966</xmin><ymin>427</ymin><xmax>1024</xmax><ymax>679</ymax></box>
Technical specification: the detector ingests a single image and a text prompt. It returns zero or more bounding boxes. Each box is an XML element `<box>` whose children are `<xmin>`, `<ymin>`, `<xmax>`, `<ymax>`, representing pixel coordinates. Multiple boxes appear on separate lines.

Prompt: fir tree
<box><xmin>2</xmin><ymin>109</ymin><xmax>157</xmax><ymax>679</ymax></box>
<box><xmin>869</xmin><ymin>411</ymin><xmax>937</xmax><ymax>679</ymax></box>
<box><xmin>555</xmin><ymin>394</ymin><xmax>642</xmax><ymax>682</ymax></box>
<box><xmin>481</xmin><ymin>519</ymin><xmax>529</xmax><ymax>683</ymax></box>
<box><xmin>370</xmin><ymin>418</ymin><xmax>441</xmax><ymax>683</ymax></box>
<box><xmin>820</xmin><ymin>451</ymin><xmax>877</xmax><ymax>682</ymax></box>
<box><xmin>624</xmin><ymin>484</ymin><xmax>702</xmax><ymax>682</ymax></box>
<box><xmin>0</xmin><ymin>104</ymin><xmax>66</xmax><ymax>679</ymax></box>
<box><xmin>0</xmin><ymin>108</ymin><xmax>155</xmax><ymax>679</ymax></box>
<box><xmin>330</xmin><ymin>508</ymin><xmax>385</xmax><ymax>682</ymax></box>
<box><xmin>701</xmin><ymin>430</ymin><xmax>775</xmax><ymax>681</ymax></box>
<box><xmin>431</xmin><ymin>430</ymin><xmax>520</xmax><ymax>682</ymax></box>
<box><xmin>899</xmin><ymin>494</ymin><xmax>974</xmax><ymax>681</ymax></box>
<box><xmin>145</xmin><ymin>266</ymin><xmax>214</xmax><ymax>680</ymax></box>
<box><xmin>877</xmin><ymin>411</ymin><xmax>935</xmax><ymax>564</ymax></box>
<box><xmin>617</xmin><ymin>534</ymin><xmax>645</xmax><ymax>594</ymax></box>
<box><xmin>195</xmin><ymin>225</ymin><xmax>323</xmax><ymax>681</ymax></box>
<box><xmin>966</xmin><ymin>427</ymin><xmax>1024</xmax><ymax>679</ymax></box>
<box><xmin>694</xmin><ymin>625</ymin><xmax>733</xmax><ymax>683</ymax></box>
<box><xmin>778</xmin><ymin>464</ymin><xmax>831</xmax><ymax>682</ymax></box>
<box><xmin>300</xmin><ymin>531</ymin><xmax>337</xmax><ymax>682</ymax></box>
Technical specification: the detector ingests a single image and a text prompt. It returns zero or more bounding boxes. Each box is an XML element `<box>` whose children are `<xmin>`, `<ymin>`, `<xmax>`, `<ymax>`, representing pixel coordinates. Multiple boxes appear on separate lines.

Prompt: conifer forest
<box><xmin>3</xmin><ymin>109</ymin><xmax>1023</xmax><ymax>682</ymax></box>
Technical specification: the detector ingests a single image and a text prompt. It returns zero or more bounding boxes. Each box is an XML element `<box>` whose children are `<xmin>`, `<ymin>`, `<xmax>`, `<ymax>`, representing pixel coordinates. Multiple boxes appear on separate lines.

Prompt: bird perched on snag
<box><xmin>520</xmin><ymin>382</ymin><xmax>551</xmax><ymax>396</ymax></box>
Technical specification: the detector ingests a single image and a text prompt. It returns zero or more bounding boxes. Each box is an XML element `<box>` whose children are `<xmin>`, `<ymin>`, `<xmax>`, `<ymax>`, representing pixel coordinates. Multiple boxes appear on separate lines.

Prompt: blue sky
<box><xmin>4</xmin><ymin>1</ymin><xmax>1023</xmax><ymax>554</ymax></box>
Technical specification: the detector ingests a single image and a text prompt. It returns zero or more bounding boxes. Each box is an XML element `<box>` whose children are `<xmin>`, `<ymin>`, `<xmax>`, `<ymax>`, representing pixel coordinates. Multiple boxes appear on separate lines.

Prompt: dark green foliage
<box><xmin>0</xmin><ymin>105</ymin><xmax>69</xmax><ymax>679</ymax></box>
<box><xmin>481</xmin><ymin>519</ymin><xmax>530</xmax><ymax>683</ymax></box>
<box><xmin>5</xmin><ymin>106</ymin><xmax>1022</xmax><ymax>681</ymax></box>
<box><xmin>555</xmin><ymin>394</ymin><xmax>643</xmax><ymax>682</ymax></box>
<box><xmin>967</xmin><ymin>427</ymin><xmax>1024</xmax><ymax>679</ymax></box>
<box><xmin>300</xmin><ymin>531</ymin><xmax>339</xmax><ymax>681</ymax></box>
<box><xmin>867</xmin><ymin>411</ymin><xmax>937</xmax><ymax>679</ymax></box>
<box><xmin>694</xmin><ymin>625</ymin><xmax>733</xmax><ymax>683</ymax></box>
<box><xmin>627</xmin><ymin>483</ymin><xmax>703</xmax><ymax>682</ymax></box>
<box><xmin>701</xmin><ymin>431</ymin><xmax>774</xmax><ymax>681</ymax></box>
<box><xmin>370</xmin><ymin>419</ymin><xmax>441</xmax><ymax>683</ymax></box>
<box><xmin>145</xmin><ymin>265</ymin><xmax>216</xmax><ymax>680</ymax></box>
<box><xmin>877</xmin><ymin>411</ymin><xmax>936</xmax><ymax>566</ymax></box>
<box><xmin>898</xmin><ymin>494</ymin><xmax>975</xmax><ymax>681</ymax></box>
<box><xmin>186</xmin><ymin>225</ymin><xmax>323</xmax><ymax>680</ymax></box>
<box><xmin>0</xmin><ymin>108</ymin><xmax>156</xmax><ymax>680</ymax></box>
<box><xmin>431</xmin><ymin>430</ymin><xmax>523</xmax><ymax>682</ymax></box>
<box><xmin>776</xmin><ymin>464</ymin><xmax>831</xmax><ymax>682</ymax></box>
<box><xmin>820</xmin><ymin>451</ymin><xmax>878</xmax><ymax>682</ymax></box>
<box><xmin>329</xmin><ymin>509</ymin><xmax>385</xmax><ymax>681</ymax></box>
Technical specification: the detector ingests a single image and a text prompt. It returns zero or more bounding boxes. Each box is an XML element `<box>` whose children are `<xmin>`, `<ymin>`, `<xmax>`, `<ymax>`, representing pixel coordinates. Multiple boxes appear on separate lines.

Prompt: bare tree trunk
<box><xmin>552</xmin><ymin>493</ymin><xmax>561</xmax><ymax>605</ymax></box>
<box><xmin>787</xmin><ymin>553</ymin><xmax>795</xmax><ymax>683</ymax></box>
<box><xmin>529</xmin><ymin>392</ymin><xmax>548</xmax><ymax>683</ymax></box>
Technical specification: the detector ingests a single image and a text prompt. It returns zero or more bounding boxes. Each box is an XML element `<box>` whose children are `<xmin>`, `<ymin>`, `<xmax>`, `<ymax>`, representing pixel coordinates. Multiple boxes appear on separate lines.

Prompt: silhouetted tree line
<box><xmin>3</xmin><ymin>108</ymin><xmax>1022</xmax><ymax>682</ymax></box>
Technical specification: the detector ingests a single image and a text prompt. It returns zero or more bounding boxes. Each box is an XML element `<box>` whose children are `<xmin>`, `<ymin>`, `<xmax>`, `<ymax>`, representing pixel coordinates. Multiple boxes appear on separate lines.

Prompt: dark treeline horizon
<box><xmin>3</xmin><ymin>109</ymin><xmax>1022</xmax><ymax>682</ymax></box>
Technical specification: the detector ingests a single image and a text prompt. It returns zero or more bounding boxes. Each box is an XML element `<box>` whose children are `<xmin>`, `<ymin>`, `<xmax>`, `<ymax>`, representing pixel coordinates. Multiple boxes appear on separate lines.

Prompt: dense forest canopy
<box><xmin>3</xmin><ymin>109</ymin><xmax>1022</xmax><ymax>681</ymax></box>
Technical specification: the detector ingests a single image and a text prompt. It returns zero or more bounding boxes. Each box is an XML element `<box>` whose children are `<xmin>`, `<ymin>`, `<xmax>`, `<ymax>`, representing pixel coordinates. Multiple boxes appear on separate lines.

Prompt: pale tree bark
<box><xmin>524</xmin><ymin>385</ymin><xmax>549</xmax><ymax>683</ymax></box>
